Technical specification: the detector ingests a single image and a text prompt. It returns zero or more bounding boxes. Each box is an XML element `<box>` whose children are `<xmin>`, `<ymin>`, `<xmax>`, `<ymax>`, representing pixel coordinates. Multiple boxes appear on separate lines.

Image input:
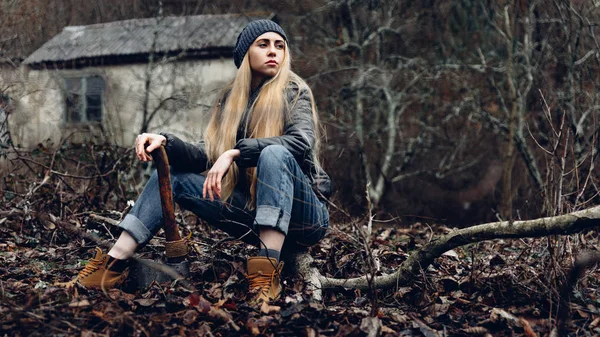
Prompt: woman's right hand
<box><xmin>135</xmin><ymin>133</ymin><xmax>167</xmax><ymax>162</ymax></box>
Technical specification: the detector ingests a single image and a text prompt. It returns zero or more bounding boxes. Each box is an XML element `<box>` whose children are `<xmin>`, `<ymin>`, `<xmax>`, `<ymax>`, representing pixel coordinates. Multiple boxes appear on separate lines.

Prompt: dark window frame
<box><xmin>63</xmin><ymin>75</ymin><xmax>105</xmax><ymax>124</ymax></box>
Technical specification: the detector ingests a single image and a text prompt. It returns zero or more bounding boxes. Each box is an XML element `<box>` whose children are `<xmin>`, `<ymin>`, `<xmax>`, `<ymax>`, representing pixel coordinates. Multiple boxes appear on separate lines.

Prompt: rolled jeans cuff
<box><xmin>119</xmin><ymin>214</ymin><xmax>153</xmax><ymax>244</ymax></box>
<box><xmin>255</xmin><ymin>205</ymin><xmax>291</xmax><ymax>235</ymax></box>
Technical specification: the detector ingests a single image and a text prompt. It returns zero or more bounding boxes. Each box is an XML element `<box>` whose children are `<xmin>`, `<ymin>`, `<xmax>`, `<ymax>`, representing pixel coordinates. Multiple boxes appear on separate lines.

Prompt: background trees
<box><xmin>290</xmin><ymin>0</ymin><xmax>600</xmax><ymax>224</ymax></box>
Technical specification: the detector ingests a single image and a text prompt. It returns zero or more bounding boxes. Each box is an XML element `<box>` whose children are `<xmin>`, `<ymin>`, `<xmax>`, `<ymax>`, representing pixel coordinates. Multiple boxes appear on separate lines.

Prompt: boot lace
<box><xmin>78</xmin><ymin>256</ymin><xmax>103</xmax><ymax>278</ymax></box>
<box><xmin>247</xmin><ymin>271</ymin><xmax>276</xmax><ymax>295</ymax></box>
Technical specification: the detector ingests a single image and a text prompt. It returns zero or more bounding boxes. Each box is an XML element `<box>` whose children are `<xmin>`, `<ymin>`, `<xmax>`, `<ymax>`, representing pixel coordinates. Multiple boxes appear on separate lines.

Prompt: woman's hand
<box><xmin>135</xmin><ymin>133</ymin><xmax>167</xmax><ymax>161</ymax></box>
<box><xmin>203</xmin><ymin>149</ymin><xmax>240</xmax><ymax>201</ymax></box>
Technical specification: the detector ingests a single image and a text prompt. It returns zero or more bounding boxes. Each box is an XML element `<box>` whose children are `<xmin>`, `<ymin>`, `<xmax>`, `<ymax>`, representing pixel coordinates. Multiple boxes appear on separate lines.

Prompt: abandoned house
<box><xmin>2</xmin><ymin>13</ymin><xmax>273</xmax><ymax>148</ymax></box>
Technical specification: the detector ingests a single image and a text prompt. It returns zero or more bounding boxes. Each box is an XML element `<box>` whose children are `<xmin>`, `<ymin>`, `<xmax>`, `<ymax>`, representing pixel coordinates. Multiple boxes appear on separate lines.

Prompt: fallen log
<box><xmin>298</xmin><ymin>205</ymin><xmax>600</xmax><ymax>301</ymax></box>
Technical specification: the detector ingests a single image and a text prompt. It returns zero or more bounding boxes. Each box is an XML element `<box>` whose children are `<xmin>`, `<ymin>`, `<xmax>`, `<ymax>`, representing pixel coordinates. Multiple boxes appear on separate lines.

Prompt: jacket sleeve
<box><xmin>234</xmin><ymin>86</ymin><xmax>314</xmax><ymax>168</ymax></box>
<box><xmin>160</xmin><ymin>132</ymin><xmax>210</xmax><ymax>173</ymax></box>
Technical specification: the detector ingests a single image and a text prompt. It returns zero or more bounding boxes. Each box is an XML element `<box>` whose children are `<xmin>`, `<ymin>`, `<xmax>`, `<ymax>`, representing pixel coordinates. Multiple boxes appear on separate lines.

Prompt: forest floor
<box><xmin>2</xmin><ymin>144</ymin><xmax>600</xmax><ymax>337</ymax></box>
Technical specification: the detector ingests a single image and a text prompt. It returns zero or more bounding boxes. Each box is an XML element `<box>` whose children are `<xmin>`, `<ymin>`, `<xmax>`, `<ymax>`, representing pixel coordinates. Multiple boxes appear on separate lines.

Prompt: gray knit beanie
<box><xmin>233</xmin><ymin>19</ymin><xmax>288</xmax><ymax>68</ymax></box>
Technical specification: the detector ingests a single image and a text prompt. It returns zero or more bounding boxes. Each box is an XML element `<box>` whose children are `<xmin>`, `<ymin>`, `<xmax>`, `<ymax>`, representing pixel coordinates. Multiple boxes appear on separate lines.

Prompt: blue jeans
<box><xmin>119</xmin><ymin>145</ymin><xmax>329</xmax><ymax>249</ymax></box>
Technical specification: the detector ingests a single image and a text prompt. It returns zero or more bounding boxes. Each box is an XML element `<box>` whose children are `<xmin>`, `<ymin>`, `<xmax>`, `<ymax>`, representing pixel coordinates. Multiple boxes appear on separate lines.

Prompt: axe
<box><xmin>126</xmin><ymin>146</ymin><xmax>190</xmax><ymax>289</ymax></box>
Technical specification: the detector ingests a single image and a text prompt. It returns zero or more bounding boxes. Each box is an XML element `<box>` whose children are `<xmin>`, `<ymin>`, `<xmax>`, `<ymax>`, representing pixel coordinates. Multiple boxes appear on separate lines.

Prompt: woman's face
<box><xmin>247</xmin><ymin>32</ymin><xmax>285</xmax><ymax>80</ymax></box>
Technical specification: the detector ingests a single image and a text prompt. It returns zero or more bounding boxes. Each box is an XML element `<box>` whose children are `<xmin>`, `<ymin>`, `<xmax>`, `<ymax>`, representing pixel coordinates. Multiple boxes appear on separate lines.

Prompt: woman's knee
<box><xmin>257</xmin><ymin>145</ymin><xmax>293</xmax><ymax>167</ymax></box>
<box><xmin>170</xmin><ymin>170</ymin><xmax>207</xmax><ymax>200</ymax></box>
<box><xmin>169</xmin><ymin>170</ymin><xmax>189</xmax><ymax>199</ymax></box>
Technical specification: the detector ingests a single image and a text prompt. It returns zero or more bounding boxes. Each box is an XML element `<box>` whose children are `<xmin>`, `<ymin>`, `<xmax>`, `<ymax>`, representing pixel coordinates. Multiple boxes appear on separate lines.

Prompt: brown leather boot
<box><xmin>77</xmin><ymin>247</ymin><xmax>129</xmax><ymax>289</ymax></box>
<box><xmin>246</xmin><ymin>256</ymin><xmax>284</xmax><ymax>304</ymax></box>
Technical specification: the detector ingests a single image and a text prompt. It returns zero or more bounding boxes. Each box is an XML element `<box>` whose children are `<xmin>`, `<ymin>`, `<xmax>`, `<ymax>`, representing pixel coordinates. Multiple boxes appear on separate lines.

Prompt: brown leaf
<box><xmin>188</xmin><ymin>295</ymin><xmax>212</xmax><ymax>313</ymax></box>
<box><xmin>255</xmin><ymin>315</ymin><xmax>271</xmax><ymax>329</ymax></box>
<box><xmin>43</xmin><ymin>221</ymin><xmax>55</xmax><ymax>230</ymax></box>
<box><xmin>305</xmin><ymin>326</ymin><xmax>317</xmax><ymax>337</ymax></box>
<box><xmin>360</xmin><ymin>317</ymin><xmax>382</xmax><ymax>337</ymax></box>
<box><xmin>108</xmin><ymin>289</ymin><xmax>135</xmax><ymax>302</ymax></box>
<box><xmin>80</xmin><ymin>330</ymin><xmax>105</xmax><ymax>337</ymax></box>
<box><xmin>431</xmin><ymin>303</ymin><xmax>451</xmax><ymax>318</ymax></box>
<box><xmin>284</xmin><ymin>294</ymin><xmax>304</xmax><ymax>304</ymax></box>
<box><xmin>95</xmin><ymin>304</ymin><xmax>123</xmax><ymax>325</ymax></box>
<box><xmin>208</xmin><ymin>283</ymin><xmax>223</xmax><ymax>299</ymax></box>
<box><xmin>381</xmin><ymin>325</ymin><xmax>396</xmax><ymax>334</ymax></box>
<box><xmin>519</xmin><ymin>317</ymin><xmax>538</xmax><ymax>337</ymax></box>
<box><xmin>208</xmin><ymin>307</ymin><xmax>232</xmax><ymax>322</ymax></box>
<box><xmin>134</xmin><ymin>298</ymin><xmax>158</xmax><ymax>307</ymax></box>
<box><xmin>187</xmin><ymin>293</ymin><xmax>200</xmax><ymax>307</ymax></box>
<box><xmin>337</xmin><ymin>254</ymin><xmax>354</xmax><ymax>265</ymax></box>
<box><xmin>394</xmin><ymin>287</ymin><xmax>412</xmax><ymax>298</ymax></box>
<box><xmin>389</xmin><ymin>312</ymin><xmax>409</xmax><ymax>324</ymax></box>
<box><xmin>214</xmin><ymin>298</ymin><xmax>237</xmax><ymax>311</ymax></box>
<box><xmin>68</xmin><ymin>299</ymin><xmax>90</xmax><ymax>308</ymax></box>
<box><xmin>246</xmin><ymin>318</ymin><xmax>260</xmax><ymax>336</ymax></box>
<box><xmin>308</xmin><ymin>302</ymin><xmax>324</xmax><ymax>311</ymax></box>
<box><xmin>197</xmin><ymin>322</ymin><xmax>213</xmax><ymax>337</ymax></box>
<box><xmin>409</xmin><ymin>314</ymin><xmax>441</xmax><ymax>337</ymax></box>
<box><xmin>442</xmin><ymin>250</ymin><xmax>459</xmax><ymax>259</ymax></box>
<box><xmin>377</xmin><ymin>228</ymin><xmax>392</xmax><ymax>241</ymax></box>
<box><xmin>91</xmin><ymin>310</ymin><xmax>104</xmax><ymax>320</ymax></box>
<box><xmin>199</xmin><ymin>298</ymin><xmax>212</xmax><ymax>313</ymax></box>
<box><xmin>182</xmin><ymin>309</ymin><xmax>198</xmax><ymax>326</ymax></box>
<box><xmin>54</xmin><ymin>278</ymin><xmax>78</xmax><ymax>288</ymax></box>
<box><xmin>462</xmin><ymin>326</ymin><xmax>490</xmax><ymax>335</ymax></box>
<box><xmin>490</xmin><ymin>308</ymin><xmax>520</xmax><ymax>327</ymax></box>
<box><xmin>260</xmin><ymin>301</ymin><xmax>280</xmax><ymax>314</ymax></box>
<box><xmin>150</xmin><ymin>314</ymin><xmax>172</xmax><ymax>323</ymax></box>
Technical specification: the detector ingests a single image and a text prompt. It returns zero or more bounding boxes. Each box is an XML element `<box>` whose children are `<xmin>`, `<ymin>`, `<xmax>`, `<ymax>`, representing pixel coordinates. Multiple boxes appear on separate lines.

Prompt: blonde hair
<box><xmin>204</xmin><ymin>42</ymin><xmax>322</xmax><ymax>208</ymax></box>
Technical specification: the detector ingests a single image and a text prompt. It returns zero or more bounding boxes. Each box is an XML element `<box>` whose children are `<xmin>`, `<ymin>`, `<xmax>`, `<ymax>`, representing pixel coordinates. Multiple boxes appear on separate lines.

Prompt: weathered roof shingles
<box><xmin>24</xmin><ymin>14</ymin><xmax>270</xmax><ymax>65</ymax></box>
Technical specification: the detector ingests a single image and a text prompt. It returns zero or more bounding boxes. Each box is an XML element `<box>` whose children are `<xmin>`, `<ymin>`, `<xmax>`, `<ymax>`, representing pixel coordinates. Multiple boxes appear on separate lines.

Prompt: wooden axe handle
<box><xmin>150</xmin><ymin>146</ymin><xmax>182</xmax><ymax>243</ymax></box>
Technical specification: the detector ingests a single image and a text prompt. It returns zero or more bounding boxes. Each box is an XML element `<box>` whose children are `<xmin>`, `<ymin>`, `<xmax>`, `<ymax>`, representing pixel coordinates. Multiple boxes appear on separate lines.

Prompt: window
<box><xmin>64</xmin><ymin>76</ymin><xmax>105</xmax><ymax>124</ymax></box>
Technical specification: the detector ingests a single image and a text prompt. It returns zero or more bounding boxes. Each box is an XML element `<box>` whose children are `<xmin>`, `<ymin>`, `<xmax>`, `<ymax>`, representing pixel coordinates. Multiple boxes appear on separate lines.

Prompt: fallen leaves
<box><xmin>2</xmin><ymin>174</ymin><xmax>600</xmax><ymax>337</ymax></box>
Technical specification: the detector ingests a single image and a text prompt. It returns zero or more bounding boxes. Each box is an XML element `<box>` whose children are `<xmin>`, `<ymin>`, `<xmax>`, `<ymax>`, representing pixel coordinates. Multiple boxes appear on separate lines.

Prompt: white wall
<box><xmin>3</xmin><ymin>57</ymin><xmax>237</xmax><ymax>148</ymax></box>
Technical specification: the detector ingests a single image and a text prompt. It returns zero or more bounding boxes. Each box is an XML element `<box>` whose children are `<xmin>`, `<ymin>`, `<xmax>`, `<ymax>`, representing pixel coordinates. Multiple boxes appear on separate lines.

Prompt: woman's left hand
<box><xmin>203</xmin><ymin>149</ymin><xmax>240</xmax><ymax>201</ymax></box>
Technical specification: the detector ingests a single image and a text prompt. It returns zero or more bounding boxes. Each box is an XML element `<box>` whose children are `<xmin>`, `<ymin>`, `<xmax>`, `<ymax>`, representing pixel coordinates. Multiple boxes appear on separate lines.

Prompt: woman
<box><xmin>76</xmin><ymin>20</ymin><xmax>331</xmax><ymax>304</ymax></box>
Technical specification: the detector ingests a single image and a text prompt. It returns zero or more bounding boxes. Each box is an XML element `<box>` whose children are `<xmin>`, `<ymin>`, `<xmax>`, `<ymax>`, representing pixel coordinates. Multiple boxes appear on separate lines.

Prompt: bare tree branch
<box><xmin>301</xmin><ymin>205</ymin><xmax>600</xmax><ymax>301</ymax></box>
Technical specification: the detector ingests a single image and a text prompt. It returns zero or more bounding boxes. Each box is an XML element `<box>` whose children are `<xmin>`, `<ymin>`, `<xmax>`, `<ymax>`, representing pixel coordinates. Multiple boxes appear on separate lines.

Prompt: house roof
<box><xmin>23</xmin><ymin>13</ymin><xmax>272</xmax><ymax>66</ymax></box>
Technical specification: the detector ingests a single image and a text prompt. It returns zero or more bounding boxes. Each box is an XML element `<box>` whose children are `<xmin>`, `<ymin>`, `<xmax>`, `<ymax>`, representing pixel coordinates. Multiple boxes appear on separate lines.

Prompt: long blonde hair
<box><xmin>204</xmin><ymin>43</ymin><xmax>321</xmax><ymax>208</ymax></box>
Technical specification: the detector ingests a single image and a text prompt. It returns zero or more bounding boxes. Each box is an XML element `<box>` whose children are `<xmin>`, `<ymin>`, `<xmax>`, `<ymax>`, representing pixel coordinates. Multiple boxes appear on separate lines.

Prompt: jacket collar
<box><xmin>248</xmin><ymin>78</ymin><xmax>267</xmax><ymax>107</ymax></box>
